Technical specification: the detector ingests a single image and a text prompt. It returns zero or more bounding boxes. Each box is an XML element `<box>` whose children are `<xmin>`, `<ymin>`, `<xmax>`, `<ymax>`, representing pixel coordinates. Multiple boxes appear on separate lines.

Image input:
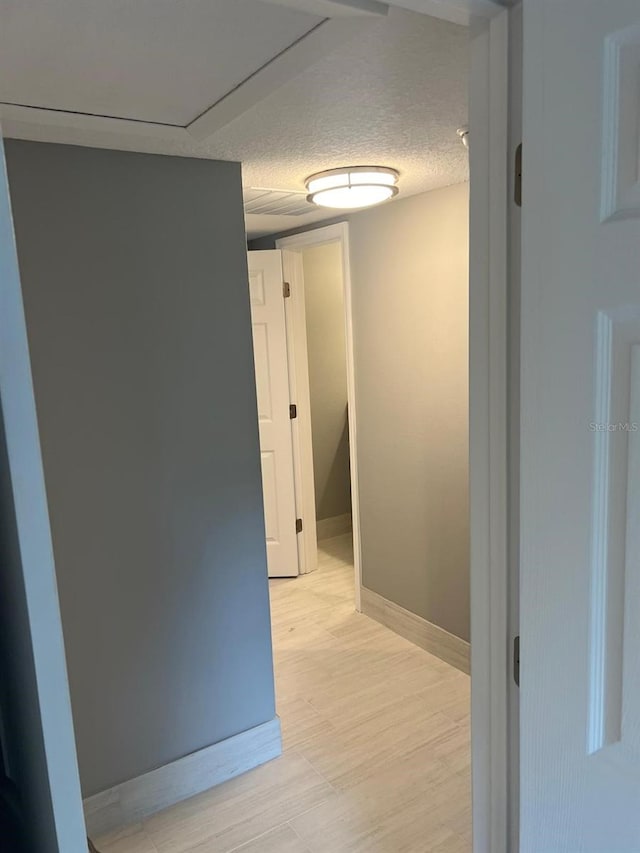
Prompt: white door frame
<box><xmin>277</xmin><ymin>224</ymin><xmax>363</xmax><ymax>612</ymax></box>
<box><xmin>469</xmin><ymin>8</ymin><xmax>511</xmax><ymax>853</ymax></box>
<box><xmin>281</xmin><ymin>247</ymin><xmax>319</xmax><ymax>577</ymax></box>
<box><xmin>272</xmin><ymin>8</ymin><xmax>513</xmax><ymax>852</ymax></box>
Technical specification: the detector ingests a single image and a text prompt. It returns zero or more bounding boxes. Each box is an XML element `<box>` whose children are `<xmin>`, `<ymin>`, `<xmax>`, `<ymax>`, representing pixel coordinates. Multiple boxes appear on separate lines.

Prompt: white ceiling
<box><xmin>0</xmin><ymin>0</ymin><xmax>322</xmax><ymax>125</ymax></box>
<box><xmin>0</xmin><ymin>1</ymin><xmax>469</xmax><ymax>238</ymax></box>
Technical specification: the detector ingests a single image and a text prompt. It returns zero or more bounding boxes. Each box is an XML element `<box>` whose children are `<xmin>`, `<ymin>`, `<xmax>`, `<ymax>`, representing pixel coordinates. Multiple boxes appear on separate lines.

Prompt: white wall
<box><xmin>302</xmin><ymin>242</ymin><xmax>352</xmax><ymax>522</ymax></box>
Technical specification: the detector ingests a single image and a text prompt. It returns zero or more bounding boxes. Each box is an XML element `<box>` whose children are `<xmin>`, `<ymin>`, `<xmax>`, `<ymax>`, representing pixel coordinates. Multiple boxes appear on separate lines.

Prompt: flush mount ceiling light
<box><xmin>305</xmin><ymin>166</ymin><xmax>399</xmax><ymax>209</ymax></box>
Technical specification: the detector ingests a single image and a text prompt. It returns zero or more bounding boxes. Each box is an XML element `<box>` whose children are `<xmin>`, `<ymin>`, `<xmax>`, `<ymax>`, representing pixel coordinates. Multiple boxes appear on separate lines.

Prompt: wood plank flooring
<box><xmin>95</xmin><ymin>534</ymin><xmax>471</xmax><ymax>853</ymax></box>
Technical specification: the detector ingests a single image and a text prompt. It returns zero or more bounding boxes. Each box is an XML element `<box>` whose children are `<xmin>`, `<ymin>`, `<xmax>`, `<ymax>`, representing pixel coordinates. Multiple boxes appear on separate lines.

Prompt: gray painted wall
<box><xmin>5</xmin><ymin>140</ymin><xmax>276</xmax><ymax>797</ymax></box>
<box><xmin>351</xmin><ymin>184</ymin><xmax>469</xmax><ymax>642</ymax></box>
<box><xmin>302</xmin><ymin>243</ymin><xmax>351</xmax><ymax>522</ymax></box>
<box><xmin>252</xmin><ymin>183</ymin><xmax>469</xmax><ymax>641</ymax></box>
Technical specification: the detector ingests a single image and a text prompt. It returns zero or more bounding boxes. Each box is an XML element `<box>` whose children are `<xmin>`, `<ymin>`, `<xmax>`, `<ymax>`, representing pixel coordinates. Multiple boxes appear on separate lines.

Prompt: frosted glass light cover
<box><xmin>305</xmin><ymin>166</ymin><xmax>399</xmax><ymax>209</ymax></box>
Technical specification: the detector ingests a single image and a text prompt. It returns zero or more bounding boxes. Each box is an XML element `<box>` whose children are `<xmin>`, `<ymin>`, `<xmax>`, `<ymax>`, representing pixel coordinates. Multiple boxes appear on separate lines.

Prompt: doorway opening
<box><xmin>242</xmin><ymin>8</ymin><xmax>512</xmax><ymax>853</ymax></box>
<box><xmin>248</xmin><ymin>177</ymin><xmax>473</xmax><ymax>849</ymax></box>
<box><xmin>277</xmin><ymin>224</ymin><xmax>362</xmax><ymax>611</ymax></box>
<box><xmin>0</xmin><ymin>1</ymin><xmax>514</xmax><ymax>850</ymax></box>
<box><xmin>297</xmin><ymin>241</ymin><xmax>353</xmax><ymax>572</ymax></box>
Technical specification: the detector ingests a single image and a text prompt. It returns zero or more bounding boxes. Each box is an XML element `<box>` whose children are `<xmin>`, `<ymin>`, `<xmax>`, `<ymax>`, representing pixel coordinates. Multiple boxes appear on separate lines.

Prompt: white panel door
<box><xmin>248</xmin><ymin>250</ymin><xmax>299</xmax><ymax>578</ymax></box>
<box><xmin>521</xmin><ymin>1</ymin><xmax>640</xmax><ymax>849</ymax></box>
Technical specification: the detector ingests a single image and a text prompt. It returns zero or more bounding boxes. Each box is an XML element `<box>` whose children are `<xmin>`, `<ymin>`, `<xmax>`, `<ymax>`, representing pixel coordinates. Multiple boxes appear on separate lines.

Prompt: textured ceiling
<box><xmin>0</xmin><ymin>0</ymin><xmax>321</xmax><ymax>125</ymax></box>
<box><xmin>234</xmin><ymin>7</ymin><xmax>470</xmax><ymax>235</ymax></box>
<box><xmin>2</xmin><ymin>6</ymin><xmax>469</xmax><ymax>238</ymax></box>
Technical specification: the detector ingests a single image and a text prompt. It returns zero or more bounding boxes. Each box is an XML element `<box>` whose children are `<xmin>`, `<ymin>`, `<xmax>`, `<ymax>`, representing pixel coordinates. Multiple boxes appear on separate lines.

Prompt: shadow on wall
<box><xmin>315</xmin><ymin>408</ymin><xmax>351</xmax><ymax>522</ymax></box>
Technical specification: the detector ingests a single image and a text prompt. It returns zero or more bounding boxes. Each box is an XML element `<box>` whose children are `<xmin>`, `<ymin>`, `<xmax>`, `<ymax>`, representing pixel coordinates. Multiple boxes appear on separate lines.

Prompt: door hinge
<box><xmin>513</xmin><ymin>635</ymin><xmax>520</xmax><ymax>687</ymax></box>
<box><xmin>283</xmin><ymin>281</ymin><xmax>291</xmax><ymax>298</ymax></box>
<box><xmin>514</xmin><ymin>143</ymin><xmax>522</xmax><ymax>208</ymax></box>
<box><xmin>289</xmin><ymin>404</ymin><xmax>297</xmax><ymax>419</ymax></box>
<box><xmin>296</xmin><ymin>518</ymin><xmax>303</xmax><ymax>534</ymax></box>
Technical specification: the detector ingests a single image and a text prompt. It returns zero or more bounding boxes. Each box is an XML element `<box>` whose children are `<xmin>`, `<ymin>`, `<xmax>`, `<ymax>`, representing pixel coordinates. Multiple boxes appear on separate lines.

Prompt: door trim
<box><xmin>277</xmin><ymin>223</ymin><xmax>363</xmax><ymax>612</ymax></box>
<box><xmin>280</xmin><ymin>248</ymin><xmax>318</xmax><ymax>576</ymax></box>
<box><xmin>469</xmin><ymin>8</ymin><xmax>511</xmax><ymax>853</ymax></box>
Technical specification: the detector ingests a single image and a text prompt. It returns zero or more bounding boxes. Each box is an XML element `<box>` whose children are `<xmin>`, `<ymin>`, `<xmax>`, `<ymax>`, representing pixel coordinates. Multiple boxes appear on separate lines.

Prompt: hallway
<box><xmin>95</xmin><ymin>535</ymin><xmax>471</xmax><ymax>852</ymax></box>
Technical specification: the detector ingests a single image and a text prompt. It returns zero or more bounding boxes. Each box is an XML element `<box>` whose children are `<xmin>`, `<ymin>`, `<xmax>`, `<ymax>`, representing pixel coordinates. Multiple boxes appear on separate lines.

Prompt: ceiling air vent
<box><xmin>243</xmin><ymin>187</ymin><xmax>313</xmax><ymax>217</ymax></box>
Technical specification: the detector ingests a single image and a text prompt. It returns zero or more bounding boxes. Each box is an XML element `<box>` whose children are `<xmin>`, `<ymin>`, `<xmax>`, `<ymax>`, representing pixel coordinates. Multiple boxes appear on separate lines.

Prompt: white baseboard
<box><xmin>84</xmin><ymin>717</ymin><xmax>282</xmax><ymax>838</ymax></box>
<box><xmin>360</xmin><ymin>587</ymin><xmax>470</xmax><ymax>675</ymax></box>
<box><xmin>316</xmin><ymin>512</ymin><xmax>352</xmax><ymax>541</ymax></box>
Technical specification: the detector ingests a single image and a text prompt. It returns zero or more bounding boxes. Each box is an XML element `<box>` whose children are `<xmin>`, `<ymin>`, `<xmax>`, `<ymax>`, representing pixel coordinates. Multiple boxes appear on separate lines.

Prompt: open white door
<box><xmin>248</xmin><ymin>250</ymin><xmax>299</xmax><ymax>578</ymax></box>
<box><xmin>521</xmin><ymin>0</ymin><xmax>640</xmax><ymax>849</ymax></box>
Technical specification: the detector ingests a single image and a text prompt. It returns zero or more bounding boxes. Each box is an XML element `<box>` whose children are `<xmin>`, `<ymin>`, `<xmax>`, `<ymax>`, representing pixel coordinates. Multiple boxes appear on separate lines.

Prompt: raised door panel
<box><xmin>260</xmin><ymin>451</ymin><xmax>279</xmax><ymax>543</ymax></box>
<box><xmin>521</xmin><ymin>1</ymin><xmax>640</xmax><ymax>849</ymax></box>
<box><xmin>252</xmin><ymin>321</ymin><xmax>273</xmax><ymax>422</ymax></box>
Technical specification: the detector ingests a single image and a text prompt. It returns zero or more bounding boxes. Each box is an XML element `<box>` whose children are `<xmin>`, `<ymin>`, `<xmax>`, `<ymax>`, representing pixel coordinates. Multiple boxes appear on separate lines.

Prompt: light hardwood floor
<box><xmin>95</xmin><ymin>534</ymin><xmax>471</xmax><ymax>853</ymax></box>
